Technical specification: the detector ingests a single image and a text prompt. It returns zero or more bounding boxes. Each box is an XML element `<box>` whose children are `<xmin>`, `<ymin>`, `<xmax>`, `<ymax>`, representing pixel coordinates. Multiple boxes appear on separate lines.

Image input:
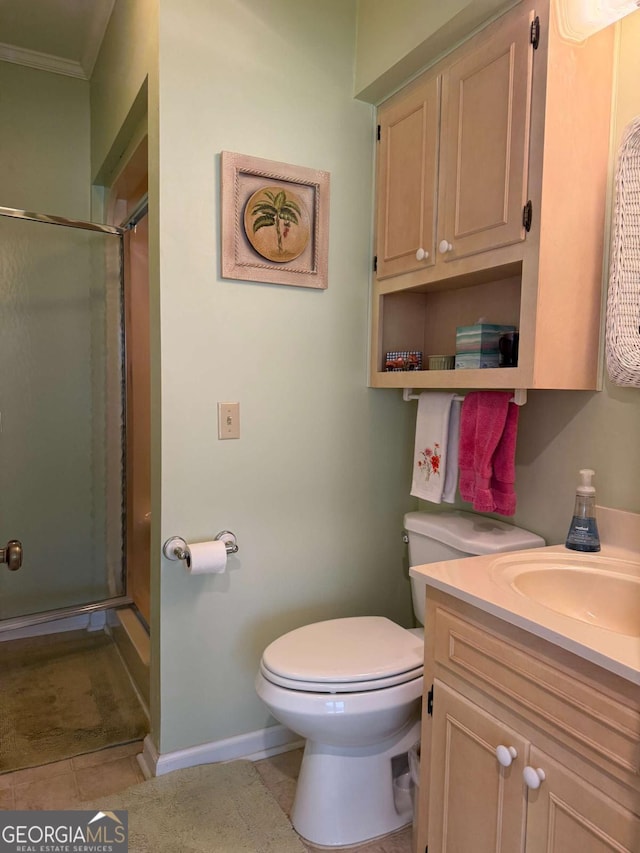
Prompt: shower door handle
<box><xmin>1</xmin><ymin>539</ymin><xmax>23</xmax><ymax>571</ymax></box>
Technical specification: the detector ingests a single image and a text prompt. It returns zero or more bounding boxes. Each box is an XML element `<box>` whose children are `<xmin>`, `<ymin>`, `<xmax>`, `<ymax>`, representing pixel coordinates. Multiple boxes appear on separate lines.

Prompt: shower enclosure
<box><xmin>0</xmin><ymin>206</ymin><xmax>130</xmax><ymax>630</ymax></box>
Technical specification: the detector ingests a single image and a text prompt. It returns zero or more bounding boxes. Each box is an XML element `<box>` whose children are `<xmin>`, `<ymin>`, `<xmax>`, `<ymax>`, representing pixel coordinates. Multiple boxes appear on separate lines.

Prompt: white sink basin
<box><xmin>492</xmin><ymin>553</ymin><xmax>640</xmax><ymax>637</ymax></box>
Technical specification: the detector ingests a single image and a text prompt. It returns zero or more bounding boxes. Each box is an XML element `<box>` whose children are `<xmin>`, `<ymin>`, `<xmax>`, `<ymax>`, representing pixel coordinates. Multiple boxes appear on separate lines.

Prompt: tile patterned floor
<box><xmin>0</xmin><ymin>741</ymin><xmax>145</xmax><ymax>810</ymax></box>
<box><xmin>0</xmin><ymin>743</ymin><xmax>413</xmax><ymax>853</ymax></box>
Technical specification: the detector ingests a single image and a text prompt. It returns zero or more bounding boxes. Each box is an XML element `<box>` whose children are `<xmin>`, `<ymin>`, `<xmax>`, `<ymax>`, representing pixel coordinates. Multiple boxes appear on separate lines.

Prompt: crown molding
<box><xmin>0</xmin><ymin>0</ymin><xmax>115</xmax><ymax>80</ymax></box>
<box><xmin>0</xmin><ymin>42</ymin><xmax>86</xmax><ymax>79</ymax></box>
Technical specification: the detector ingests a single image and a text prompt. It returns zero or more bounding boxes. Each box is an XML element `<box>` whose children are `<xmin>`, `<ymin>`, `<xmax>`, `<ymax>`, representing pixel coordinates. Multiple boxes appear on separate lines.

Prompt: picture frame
<box><xmin>221</xmin><ymin>151</ymin><xmax>330</xmax><ymax>289</ymax></box>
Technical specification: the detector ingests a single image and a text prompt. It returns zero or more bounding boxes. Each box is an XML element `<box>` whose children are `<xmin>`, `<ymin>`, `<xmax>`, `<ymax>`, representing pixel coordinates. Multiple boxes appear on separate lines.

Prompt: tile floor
<box><xmin>0</xmin><ymin>743</ymin><xmax>413</xmax><ymax>853</ymax></box>
<box><xmin>0</xmin><ymin>741</ymin><xmax>145</xmax><ymax>810</ymax></box>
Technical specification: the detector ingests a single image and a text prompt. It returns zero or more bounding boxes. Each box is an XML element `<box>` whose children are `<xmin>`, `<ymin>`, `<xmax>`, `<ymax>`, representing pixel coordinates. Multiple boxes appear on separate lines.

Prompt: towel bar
<box><xmin>402</xmin><ymin>388</ymin><xmax>527</xmax><ymax>406</ymax></box>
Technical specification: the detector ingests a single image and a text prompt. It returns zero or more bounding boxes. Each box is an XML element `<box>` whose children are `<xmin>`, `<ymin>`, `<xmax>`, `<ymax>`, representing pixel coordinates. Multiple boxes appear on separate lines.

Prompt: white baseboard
<box><xmin>140</xmin><ymin>725</ymin><xmax>303</xmax><ymax>777</ymax></box>
<box><xmin>137</xmin><ymin>741</ymin><xmax>156</xmax><ymax>780</ymax></box>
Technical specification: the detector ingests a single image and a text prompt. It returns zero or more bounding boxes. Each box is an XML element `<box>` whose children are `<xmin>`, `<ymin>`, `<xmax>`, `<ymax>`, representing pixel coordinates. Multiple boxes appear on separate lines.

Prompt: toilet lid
<box><xmin>261</xmin><ymin>616</ymin><xmax>423</xmax><ymax>692</ymax></box>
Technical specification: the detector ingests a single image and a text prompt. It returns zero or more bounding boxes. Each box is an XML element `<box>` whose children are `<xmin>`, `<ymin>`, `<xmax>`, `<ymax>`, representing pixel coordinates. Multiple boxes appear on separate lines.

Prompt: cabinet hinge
<box><xmin>377</xmin><ymin>124</ymin><xmax>381</xmax><ymax>141</ymax></box>
<box><xmin>523</xmin><ymin>200</ymin><xmax>533</xmax><ymax>232</ymax></box>
<box><xmin>530</xmin><ymin>16</ymin><xmax>540</xmax><ymax>49</ymax></box>
<box><xmin>373</xmin><ymin>255</ymin><xmax>378</xmax><ymax>272</ymax></box>
<box><xmin>427</xmin><ymin>684</ymin><xmax>434</xmax><ymax>716</ymax></box>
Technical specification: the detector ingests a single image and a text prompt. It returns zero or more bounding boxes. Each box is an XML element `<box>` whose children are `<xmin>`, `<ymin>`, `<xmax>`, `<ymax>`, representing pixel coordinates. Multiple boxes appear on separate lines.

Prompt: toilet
<box><xmin>255</xmin><ymin>511</ymin><xmax>544</xmax><ymax>847</ymax></box>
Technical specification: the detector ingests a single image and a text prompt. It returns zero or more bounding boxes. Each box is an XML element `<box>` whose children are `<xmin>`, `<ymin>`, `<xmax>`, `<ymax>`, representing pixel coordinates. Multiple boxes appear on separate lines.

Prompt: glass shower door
<box><xmin>0</xmin><ymin>211</ymin><xmax>126</xmax><ymax>623</ymax></box>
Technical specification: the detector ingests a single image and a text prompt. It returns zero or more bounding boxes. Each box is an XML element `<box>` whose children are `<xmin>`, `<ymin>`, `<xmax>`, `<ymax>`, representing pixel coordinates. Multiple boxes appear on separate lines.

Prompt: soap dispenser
<box><xmin>565</xmin><ymin>469</ymin><xmax>600</xmax><ymax>552</ymax></box>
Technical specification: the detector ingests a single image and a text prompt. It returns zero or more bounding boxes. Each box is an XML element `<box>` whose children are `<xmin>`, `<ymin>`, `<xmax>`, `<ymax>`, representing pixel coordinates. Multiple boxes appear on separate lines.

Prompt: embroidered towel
<box><xmin>459</xmin><ymin>391</ymin><xmax>516</xmax><ymax>514</ymax></box>
<box><xmin>411</xmin><ymin>392</ymin><xmax>456</xmax><ymax>503</ymax></box>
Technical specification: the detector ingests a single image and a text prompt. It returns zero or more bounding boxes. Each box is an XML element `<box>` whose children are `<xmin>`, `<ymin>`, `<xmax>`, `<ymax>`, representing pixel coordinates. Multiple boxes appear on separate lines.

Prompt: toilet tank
<box><xmin>404</xmin><ymin>511</ymin><xmax>545</xmax><ymax>626</ymax></box>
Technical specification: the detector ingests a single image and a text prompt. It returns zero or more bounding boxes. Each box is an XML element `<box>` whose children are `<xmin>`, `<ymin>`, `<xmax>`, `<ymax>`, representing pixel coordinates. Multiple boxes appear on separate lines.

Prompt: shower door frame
<box><xmin>0</xmin><ymin>205</ymin><xmax>133</xmax><ymax>633</ymax></box>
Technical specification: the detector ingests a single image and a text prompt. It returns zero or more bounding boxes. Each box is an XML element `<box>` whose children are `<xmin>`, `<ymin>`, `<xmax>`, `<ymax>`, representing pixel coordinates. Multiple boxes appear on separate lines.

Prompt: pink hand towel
<box><xmin>458</xmin><ymin>394</ymin><xmax>479</xmax><ymax>503</ymax></box>
<box><xmin>471</xmin><ymin>392</ymin><xmax>511</xmax><ymax>512</ymax></box>
<box><xmin>491</xmin><ymin>402</ymin><xmax>519</xmax><ymax>516</ymax></box>
<box><xmin>458</xmin><ymin>391</ymin><xmax>512</xmax><ymax>512</ymax></box>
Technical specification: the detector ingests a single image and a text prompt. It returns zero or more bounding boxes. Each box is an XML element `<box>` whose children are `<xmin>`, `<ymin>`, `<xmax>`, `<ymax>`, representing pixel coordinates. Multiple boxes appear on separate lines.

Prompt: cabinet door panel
<box><xmin>439</xmin><ymin>6</ymin><xmax>533</xmax><ymax>261</ymax></box>
<box><xmin>525</xmin><ymin>746</ymin><xmax>640</xmax><ymax>852</ymax></box>
<box><xmin>376</xmin><ymin>73</ymin><xmax>439</xmax><ymax>279</ymax></box>
<box><xmin>428</xmin><ymin>681</ymin><xmax>528</xmax><ymax>853</ymax></box>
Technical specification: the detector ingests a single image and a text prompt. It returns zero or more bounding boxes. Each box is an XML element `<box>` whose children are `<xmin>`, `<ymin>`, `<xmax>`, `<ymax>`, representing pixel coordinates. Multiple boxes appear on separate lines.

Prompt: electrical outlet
<box><xmin>217</xmin><ymin>402</ymin><xmax>240</xmax><ymax>439</ymax></box>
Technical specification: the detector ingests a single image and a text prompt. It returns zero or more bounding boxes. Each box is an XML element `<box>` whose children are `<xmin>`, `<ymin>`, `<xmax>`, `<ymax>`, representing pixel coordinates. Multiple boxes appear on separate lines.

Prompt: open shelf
<box><xmin>373</xmin><ymin>272</ymin><xmax>522</xmax><ymax>386</ymax></box>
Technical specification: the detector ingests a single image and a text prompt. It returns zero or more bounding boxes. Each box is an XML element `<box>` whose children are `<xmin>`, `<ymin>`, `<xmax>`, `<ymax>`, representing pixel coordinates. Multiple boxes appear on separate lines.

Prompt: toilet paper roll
<box><xmin>186</xmin><ymin>540</ymin><xmax>227</xmax><ymax>574</ymax></box>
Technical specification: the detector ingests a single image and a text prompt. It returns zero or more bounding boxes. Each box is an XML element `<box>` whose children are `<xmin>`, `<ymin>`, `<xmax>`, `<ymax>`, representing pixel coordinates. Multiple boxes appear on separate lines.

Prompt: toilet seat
<box><xmin>260</xmin><ymin>660</ymin><xmax>423</xmax><ymax>693</ymax></box>
<box><xmin>260</xmin><ymin>616</ymin><xmax>423</xmax><ymax>694</ymax></box>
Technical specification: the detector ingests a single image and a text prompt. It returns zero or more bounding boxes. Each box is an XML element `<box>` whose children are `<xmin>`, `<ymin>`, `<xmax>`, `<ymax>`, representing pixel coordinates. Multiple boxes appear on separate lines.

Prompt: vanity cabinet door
<box><xmin>524</xmin><ymin>747</ymin><xmax>640</xmax><ymax>853</ymax></box>
<box><xmin>428</xmin><ymin>680</ymin><xmax>528</xmax><ymax>853</ymax></box>
<box><xmin>375</xmin><ymin>70</ymin><xmax>439</xmax><ymax>280</ymax></box>
<box><xmin>438</xmin><ymin>4</ymin><xmax>534</xmax><ymax>263</ymax></box>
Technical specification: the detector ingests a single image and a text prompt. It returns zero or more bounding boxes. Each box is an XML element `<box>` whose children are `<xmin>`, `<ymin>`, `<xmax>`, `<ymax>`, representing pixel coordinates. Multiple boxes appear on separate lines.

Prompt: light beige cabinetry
<box><xmin>376</xmin><ymin>7</ymin><xmax>531</xmax><ymax>282</ymax></box>
<box><xmin>375</xmin><ymin>71</ymin><xmax>439</xmax><ymax>280</ymax></box>
<box><xmin>428</xmin><ymin>683</ymin><xmax>528</xmax><ymax>852</ymax></box>
<box><xmin>525</xmin><ymin>747</ymin><xmax>640</xmax><ymax>852</ymax></box>
<box><xmin>371</xmin><ymin>0</ymin><xmax>614</xmax><ymax>390</ymax></box>
<box><xmin>437</xmin><ymin>6</ymin><xmax>533</xmax><ymax>264</ymax></box>
<box><xmin>416</xmin><ymin>590</ymin><xmax>640</xmax><ymax>853</ymax></box>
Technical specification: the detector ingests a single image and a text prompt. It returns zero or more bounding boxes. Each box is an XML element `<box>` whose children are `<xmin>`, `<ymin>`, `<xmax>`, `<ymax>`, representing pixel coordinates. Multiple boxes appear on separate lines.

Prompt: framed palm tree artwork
<box><xmin>221</xmin><ymin>151</ymin><xmax>330</xmax><ymax>289</ymax></box>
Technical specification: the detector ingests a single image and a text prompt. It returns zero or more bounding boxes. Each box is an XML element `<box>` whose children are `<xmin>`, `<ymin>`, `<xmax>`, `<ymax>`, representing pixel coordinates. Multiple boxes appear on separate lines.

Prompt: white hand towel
<box><xmin>442</xmin><ymin>398</ymin><xmax>461</xmax><ymax>503</ymax></box>
<box><xmin>410</xmin><ymin>392</ymin><xmax>456</xmax><ymax>503</ymax></box>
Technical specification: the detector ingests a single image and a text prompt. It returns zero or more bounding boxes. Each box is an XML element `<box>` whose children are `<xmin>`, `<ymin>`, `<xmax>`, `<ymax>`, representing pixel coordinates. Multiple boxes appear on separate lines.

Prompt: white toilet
<box><xmin>255</xmin><ymin>511</ymin><xmax>544</xmax><ymax>847</ymax></box>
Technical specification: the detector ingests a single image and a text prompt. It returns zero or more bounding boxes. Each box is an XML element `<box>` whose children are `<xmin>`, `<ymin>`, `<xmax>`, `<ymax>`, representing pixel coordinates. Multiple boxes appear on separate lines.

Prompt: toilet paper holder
<box><xmin>163</xmin><ymin>530</ymin><xmax>239</xmax><ymax>565</ymax></box>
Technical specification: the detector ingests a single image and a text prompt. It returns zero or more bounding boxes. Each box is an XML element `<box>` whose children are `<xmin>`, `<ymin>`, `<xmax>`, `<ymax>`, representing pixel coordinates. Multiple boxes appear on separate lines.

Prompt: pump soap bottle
<box><xmin>565</xmin><ymin>469</ymin><xmax>600</xmax><ymax>552</ymax></box>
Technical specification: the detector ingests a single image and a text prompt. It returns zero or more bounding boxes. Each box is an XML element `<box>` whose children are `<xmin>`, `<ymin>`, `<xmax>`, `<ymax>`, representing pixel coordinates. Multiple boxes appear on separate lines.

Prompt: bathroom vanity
<box><xmin>411</xmin><ymin>533</ymin><xmax>640</xmax><ymax>853</ymax></box>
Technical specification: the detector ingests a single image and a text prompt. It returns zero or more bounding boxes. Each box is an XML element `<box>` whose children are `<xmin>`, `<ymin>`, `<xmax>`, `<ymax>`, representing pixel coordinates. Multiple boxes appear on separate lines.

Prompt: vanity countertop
<box><xmin>409</xmin><ymin>541</ymin><xmax>640</xmax><ymax>686</ymax></box>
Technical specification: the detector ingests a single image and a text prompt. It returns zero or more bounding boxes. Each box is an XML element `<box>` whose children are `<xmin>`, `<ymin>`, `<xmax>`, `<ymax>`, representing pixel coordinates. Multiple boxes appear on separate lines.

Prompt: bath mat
<box><xmin>81</xmin><ymin>760</ymin><xmax>307</xmax><ymax>852</ymax></box>
<box><xmin>0</xmin><ymin>629</ymin><xmax>148</xmax><ymax>773</ymax></box>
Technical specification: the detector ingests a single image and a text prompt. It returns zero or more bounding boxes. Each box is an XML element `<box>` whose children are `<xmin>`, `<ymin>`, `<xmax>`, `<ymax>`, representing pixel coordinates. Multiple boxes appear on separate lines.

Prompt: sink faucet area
<box><xmin>409</xmin><ymin>506</ymin><xmax>640</xmax><ymax>685</ymax></box>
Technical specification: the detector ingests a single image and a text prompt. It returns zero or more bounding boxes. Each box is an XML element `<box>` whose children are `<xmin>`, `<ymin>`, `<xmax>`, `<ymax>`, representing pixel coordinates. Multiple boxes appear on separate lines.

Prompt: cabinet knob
<box><xmin>523</xmin><ymin>766</ymin><xmax>546</xmax><ymax>789</ymax></box>
<box><xmin>495</xmin><ymin>745</ymin><xmax>518</xmax><ymax>767</ymax></box>
<box><xmin>415</xmin><ymin>248</ymin><xmax>429</xmax><ymax>261</ymax></box>
<box><xmin>438</xmin><ymin>240</ymin><xmax>453</xmax><ymax>254</ymax></box>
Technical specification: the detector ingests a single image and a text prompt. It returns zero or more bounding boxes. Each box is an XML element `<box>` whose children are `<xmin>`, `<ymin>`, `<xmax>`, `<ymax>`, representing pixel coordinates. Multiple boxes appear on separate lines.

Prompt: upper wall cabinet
<box><xmin>376</xmin><ymin>71</ymin><xmax>439</xmax><ymax>280</ymax></box>
<box><xmin>376</xmin><ymin>6</ymin><xmax>533</xmax><ymax>281</ymax></box>
<box><xmin>371</xmin><ymin>0</ymin><xmax>615</xmax><ymax>391</ymax></box>
<box><xmin>438</xmin><ymin>8</ymin><xmax>533</xmax><ymax>263</ymax></box>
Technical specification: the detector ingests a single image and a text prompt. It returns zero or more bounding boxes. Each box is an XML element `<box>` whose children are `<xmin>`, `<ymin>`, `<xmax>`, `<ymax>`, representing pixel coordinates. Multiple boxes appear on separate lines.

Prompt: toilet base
<box><xmin>291</xmin><ymin>717</ymin><xmax>421</xmax><ymax>847</ymax></box>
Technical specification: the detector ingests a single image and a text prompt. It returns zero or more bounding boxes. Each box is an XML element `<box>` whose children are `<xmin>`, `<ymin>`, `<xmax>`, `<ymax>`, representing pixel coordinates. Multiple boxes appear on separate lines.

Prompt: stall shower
<box><xmin>0</xmin><ymin>206</ymin><xmax>129</xmax><ymax>624</ymax></box>
<box><xmin>0</xmin><ymin>205</ymin><xmax>149</xmax><ymax>771</ymax></box>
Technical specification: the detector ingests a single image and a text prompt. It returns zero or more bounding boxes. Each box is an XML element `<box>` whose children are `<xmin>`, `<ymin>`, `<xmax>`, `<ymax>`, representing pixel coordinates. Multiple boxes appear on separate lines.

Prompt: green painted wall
<box><xmin>90</xmin><ymin>0</ymin><xmax>156</xmax><ymax>184</ymax></box>
<box><xmin>156</xmin><ymin>0</ymin><xmax>414</xmax><ymax>752</ymax></box>
<box><xmin>0</xmin><ymin>62</ymin><xmax>90</xmax><ymax>218</ymax></box>
<box><xmin>354</xmin><ymin>0</ymin><xmax>516</xmax><ymax>102</ymax></box>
